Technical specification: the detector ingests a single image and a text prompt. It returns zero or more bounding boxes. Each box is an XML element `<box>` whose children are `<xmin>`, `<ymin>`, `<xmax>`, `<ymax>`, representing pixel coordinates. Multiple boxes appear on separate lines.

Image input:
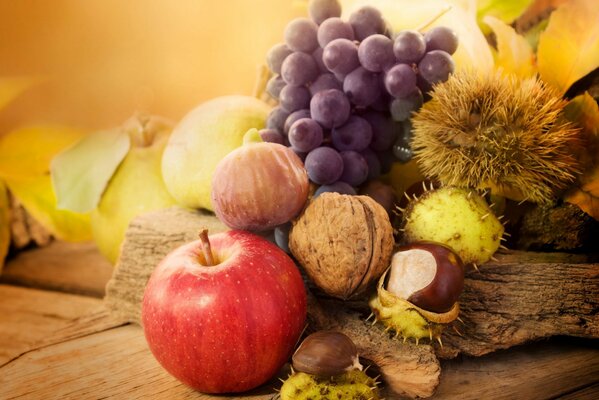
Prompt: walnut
<box><xmin>289</xmin><ymin>193</ymin><xmax>394</xmax><ymax>300</ymax></box>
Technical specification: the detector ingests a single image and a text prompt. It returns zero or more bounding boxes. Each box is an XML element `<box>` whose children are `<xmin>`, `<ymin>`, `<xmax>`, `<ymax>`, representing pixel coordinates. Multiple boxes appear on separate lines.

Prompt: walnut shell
<box><xmin>289</xmin><ymin>193</ymin><xmax>394</xmax><ymax>300</ymax></box>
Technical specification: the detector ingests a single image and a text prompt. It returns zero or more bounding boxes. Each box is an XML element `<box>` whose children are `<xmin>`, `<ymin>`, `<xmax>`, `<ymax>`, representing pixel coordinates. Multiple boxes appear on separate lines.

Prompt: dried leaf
<box><xmin>537</xmin><ymin>0</ymin><xmax>599</xmax><ymax>94</ymax></box>
<box><xmin>51</xmin><ymin>129</ymin><xmax>131</xmax><ymax>213</ymax></box>
<box><xmin>0</xmin><ymin>76</ymin><xmax>41</xmax><ymax>111</ymax></box>
<box><xmin>484</xmin><ymin>16</ymin><xmax>536</xmax><ymax>78</ymax></box>
<box><xmin>0</xmin><ymin>125</ymin><xmax>83</xmax><ymax>180</ymax></box>
<box><xmin>563</xmin><ymin>93</ymin><xmax>599</xmax><ymax>219</ymax></box>
<box><xmin>0</xmin><ymin>181</ymin><xmax>10</xmax><ymax>271</ymax></box>
<box><xmin>4</xmin><ymin>176</ymin><xmax>92</xmax><ymax>242</ymax></box>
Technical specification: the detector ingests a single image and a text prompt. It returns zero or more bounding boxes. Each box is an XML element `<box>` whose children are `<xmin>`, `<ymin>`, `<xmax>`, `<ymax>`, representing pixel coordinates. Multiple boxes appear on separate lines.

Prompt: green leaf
<box><xmin>0</xmin><ymin>181</ymin><xmax>10</xmax><ymax>271</ymax></box>
<box><xmin>483</xmin><ymin>15</ymin><xmax>535</xmax><ymax>78</ymax></box>
<box><xmin>51</xmin><ymin>129</ymin><xmax>131</xmax><ymax>213</ymax></box>
<box><xmin>5</xmin><ymin>176</ymin><xmax>92</xmax><ymax>242</ymax></box>
<box><xmin>477</xmin><ymin>0</ymin><xmax>533</xmax><ymax>35</ymax></box>
<box><xmin>537</xmin><ymin>0</ymin><xmax>599</xmax><ymax>94</ymax></box>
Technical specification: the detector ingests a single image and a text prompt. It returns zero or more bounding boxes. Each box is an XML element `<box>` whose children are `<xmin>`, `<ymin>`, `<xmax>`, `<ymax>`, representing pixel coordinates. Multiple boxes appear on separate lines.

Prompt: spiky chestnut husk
<box><xmin>400</xmin><ymin>186</ymin><xmax>504</xmax><ymax>266</ymax></box>
<box><xmin>369</xmin><ymin>268</ymin><xmax>459</xmax><ymax>344</ymax></box>
<box><xmin>280</xmin><ymin>370</ymin><xmax>381</xmax><ymax>400</ymax></box>
<box><xmin>411</xmin><ymin>72</ymin><xmax>581</xmax><ymax>204</ymax></box>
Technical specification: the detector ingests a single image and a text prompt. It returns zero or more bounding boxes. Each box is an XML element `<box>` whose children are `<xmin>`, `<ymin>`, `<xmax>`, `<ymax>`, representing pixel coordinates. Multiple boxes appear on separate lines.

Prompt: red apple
<box><xmin>141</xmin><ymin>229</ymin><xmax>307</xmax><ymax>393</ymax></box>
<box><xmin>211</xmin><ymin>142</ymin><xmax>309</xmax><ymax>231</ymax></box>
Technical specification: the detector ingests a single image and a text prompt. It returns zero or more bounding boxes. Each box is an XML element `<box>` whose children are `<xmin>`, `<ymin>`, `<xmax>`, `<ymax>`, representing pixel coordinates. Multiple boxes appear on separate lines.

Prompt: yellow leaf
<box><xmin>0</xmin><ymin>181</ymin><xmax>10</xmax><ymax>271</ymax></box>
<box><xmin>477</xmin><ymin>0</ymin><xmax>534</xmax><ymax>35</ymax></box>
<box><xmin>0</xmin><ymin>125</ymin><xmax>83</xmax><ymax>181</ymax></box>
<box><xmin>0</xmin><ymin>76</ymin><xmax>42</xmax><ymax>111</ymax></box>
<box><xmin>4</xmin><ymin>176</ymin><xmax>92</xmax><ymax>242</ymax></box>
<box><xmin>484</xmin><ymin>15</ymin><xmax>536</xmax><ymax>78</ymax></box>
<box><xmin>563</xmin><ymin>93</ymin><xmax>599</xmax><ymax>219</ymax></box>
<box><xmin>537</xmin><ymin>0</ymin><xmax>599</xmax><ymax>94</ymax></box>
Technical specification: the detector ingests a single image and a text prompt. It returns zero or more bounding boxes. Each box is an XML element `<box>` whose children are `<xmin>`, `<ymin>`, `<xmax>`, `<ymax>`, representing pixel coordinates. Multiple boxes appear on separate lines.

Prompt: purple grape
<box><xmin>370</xmin><ymin>91</ymin><xmax>391</xmax><ymax>112</ymax></box>
<box><xmin>322</xmin><ymin>39</ymin><xmax>360</xmax><ymax>76</ymax></box>
<box><xmin>284</xmin><ymin>18</ymin><xmax>319</xmax><ymax>53</ymax></box>
<box><xmin>317</xmin><ymin>17</ymin><xmax>355</xmax><ymax>48</ymax></box>
<box><xmin>259</xmin><ymin>128</ymin><xmax>285</xmax><ymax>145</ymax></box>
<box><xmin>358</xmin><ymin>34</ymin><xmax>395</xmax><ymax>72</ymax></box>
<box><xmin>424</xmin><ymin>26</ymin><xmax>459</xmax><ymax>55</ymax></box>
<box><xmin>393</xmin><ymin>30</ymin><xmax>426</xmax><ymax>64</ymax></box>
<box><xmin>417</xmin><ymin>72</ymin><xmax>433</xmax><ymax>94</ymax></box>
<box><xmin>418</xmin><ymin>50</ymin><xmax>455</xmax><ymax>85</ymax></box>
<box><xmin>314</xmin><ymin>181</ymin><xmax>357</xmax><ymax>197</ymax></box>
<box><xmin>309</xmin><ymin>73</ymin><xmax>342</xmax><ymax>96</ymax></box>
<box><xmin>343</xmin><ymin>67</ymin><xmax>381</xmax><ymax>107</ymax></box>
<box><xmin>305</xmin><ymin>146</ymin><xmax>344</xmax><ymax>184</ymax></box>
<box><xmin>331</xmin><ymin>115</ymin><xmax>373</xmax><ymax>151</ymax></box>
<box><xmin>266</xmin><ymin>44</ymin><xmax>293</xmax><ymax>75</ymax></box>
<box><xmin>288</xmin><ymin>118</ymin><xmax>324</xmax><ymax>152</ymax></box>
<box><xmin>308</xmin><ymin>0</ymin><xmax>342</xmax><ymax>25</ymax></box>
<box><xmin>266</xmin><ymin>75</ymin><xmax>286</xmax><ymax>99</ymax></box>
<box><xmin>267</xmin><ymin>107</ymin><xmax>290</xmax><ymax>133</ymax></box>
<box><xmin>361</xmin><ymin>148</ymin><xmax>382</xmax><ymax>180</ymax></box>
<box><xmin>281</xmin><ymin>52</ymin><xmax>319</xmax><ymax>86</ymax></box>
<box><xmin>384</xmin><ymin>64</ymin><xmax>417</xmax><ymax>98</ymax></box>
<box><xmin>339</xmin><ymin>151</ymin><xmax>369</xmax><ymax>186</ymax></box>
<box><xmin>390</xmin><ymin>88</ymin><xmax>423</xmax><ymax>121</ymax></box>
<box><xmin>310</xmin><ymin>89</ymin><xmax>351</xmax><ymax>128</ymax></box>
<box><xmin>312</xmin><ymin>47</ymin><xmax>328</xmax><ymax>72</ymax></box>
<box><xmin>362</xmin><ymin>111</ymin><xmax>396</xmax><ymax>151</ymax></box>
<box><xmin>274</xmin><ymin>222</ymin><xmax>292</xmax><ymax>253</ymax></box>
<box><xmin>284</xmin><ymin>109</ymin><xmax>311</xmax><ymax>134</ymax></box>
<box><xmin>349</xmin><ymin>6</ymin><xmax>386</xmax><ymax>41</ymax></box>
<box><xmin>279</xmin><ymin>85</ymin><xmax>311</xmax><ymax>112</ymax></box>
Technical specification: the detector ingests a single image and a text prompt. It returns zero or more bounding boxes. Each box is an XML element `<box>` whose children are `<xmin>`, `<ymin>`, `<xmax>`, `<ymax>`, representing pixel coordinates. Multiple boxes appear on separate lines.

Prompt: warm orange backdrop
<box><xmin>0</xmin><ymin>1</ymin><xmax>303</xmax><ymax>133</ymax></box>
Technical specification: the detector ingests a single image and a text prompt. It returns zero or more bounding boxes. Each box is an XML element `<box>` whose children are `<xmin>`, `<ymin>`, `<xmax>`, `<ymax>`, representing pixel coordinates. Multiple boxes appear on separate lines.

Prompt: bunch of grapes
<box><xmin>260</xmin><ymin>0</ymin><xmax>458</xmax><ymax>197</ymax></box>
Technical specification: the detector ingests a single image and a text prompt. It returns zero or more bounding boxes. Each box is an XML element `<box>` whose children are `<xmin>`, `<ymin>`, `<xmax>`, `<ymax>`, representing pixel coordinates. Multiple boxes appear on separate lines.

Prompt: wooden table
<box><xmin>1</xmin><ymin>242</ymin><xmax>598</xmax><ymax>399</ymax></box>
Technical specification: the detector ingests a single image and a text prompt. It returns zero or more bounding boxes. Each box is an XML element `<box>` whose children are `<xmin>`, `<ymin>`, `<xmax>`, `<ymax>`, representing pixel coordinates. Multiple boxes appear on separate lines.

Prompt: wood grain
<box><xmin>0</xmin><ymin>284</ymin><xmax>102</xmax><ymax>366</ymax></box>
<box><xmin>1</xmin><ymin>241</ymin><xmax>113</xmax><ymax>298</ymax></box>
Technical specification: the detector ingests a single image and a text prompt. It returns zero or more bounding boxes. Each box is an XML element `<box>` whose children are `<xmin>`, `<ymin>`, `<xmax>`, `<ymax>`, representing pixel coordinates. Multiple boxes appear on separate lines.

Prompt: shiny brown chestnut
<box><xmin>386</xmin><ymin>242</ymin><xmax>464</xmax><ymax>313</ymax></box>
<box><xmin>291</xmin><ymin>331</ymin><xmax>362</xmax><ymax>377</ymax></box>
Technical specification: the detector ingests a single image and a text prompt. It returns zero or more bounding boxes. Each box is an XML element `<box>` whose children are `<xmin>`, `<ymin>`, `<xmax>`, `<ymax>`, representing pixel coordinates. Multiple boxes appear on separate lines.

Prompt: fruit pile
<box><xmin>260</xmin><ymin>0</ymin><xmax>457</xmax><ymax>195</ymax></box>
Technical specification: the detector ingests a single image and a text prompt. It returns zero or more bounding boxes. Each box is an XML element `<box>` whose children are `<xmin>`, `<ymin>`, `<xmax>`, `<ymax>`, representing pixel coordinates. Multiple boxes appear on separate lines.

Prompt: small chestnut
<box><xmin>292</xmin><ymin>331</ymin><xmax>362</xmax><ymax>377</ymax></box>
<box><xmin>386</xmin><ymin>242</ymin><xmax>464</xmax><ymax>313</ymax></box>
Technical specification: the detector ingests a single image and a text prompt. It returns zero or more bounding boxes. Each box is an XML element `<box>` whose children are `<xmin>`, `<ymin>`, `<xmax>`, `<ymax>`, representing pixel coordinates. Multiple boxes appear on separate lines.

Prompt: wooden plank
<box><xmin>0</xmin><ymin>325</ymin><xmax>277</xmax><ymax>400</ymax></box>
<box><xmin>0</xmin><ymin>284</ymin><xmax>102</xmax><ymax>366</ymax></box>
<box><xmin>556</xmin><ymin>382</ymin><xmax>599</xmax><ymax>400</ymax></box>
<box><xmin>436</xmin><ymin>339</ymin><xmax>599</xmax><ymax>400</ymax></box>
<box><xmin>1</xmin><ymin>321</ymin><xmax>597</xmax><ymax>400</ymax></box>
<box><xmin>0</xmin><ymin>241</ymin><xmax>113</xmax><ymax>298</ymax></box>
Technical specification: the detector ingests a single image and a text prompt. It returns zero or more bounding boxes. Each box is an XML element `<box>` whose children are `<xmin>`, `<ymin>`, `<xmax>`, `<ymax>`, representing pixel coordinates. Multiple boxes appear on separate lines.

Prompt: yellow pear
<box><xmin>162</xmin><ymin>95</ymin><xmax>271</xmax><ymax>211</ymax></box>
<box><xmin>91</xmin><ymin>117</ymin><xmax>177</xmax><ymax>263</ymax></box>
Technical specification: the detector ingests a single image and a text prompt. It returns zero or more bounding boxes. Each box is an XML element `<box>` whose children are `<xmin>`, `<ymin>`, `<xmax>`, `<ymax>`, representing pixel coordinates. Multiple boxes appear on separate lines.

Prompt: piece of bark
<box><xmin>8</xmin><ymin>192</ymin><xmax>52</xmax><ymax>250</ymax></box>
<box><xmin>436</xmin><ymin>250</ymin><xmax>599</xmax><ymax>358</ymax></box>
<box><xmin>105</xmin><ymin>207</ymin><xmax>441</xmax><ymax>399</ymax></box>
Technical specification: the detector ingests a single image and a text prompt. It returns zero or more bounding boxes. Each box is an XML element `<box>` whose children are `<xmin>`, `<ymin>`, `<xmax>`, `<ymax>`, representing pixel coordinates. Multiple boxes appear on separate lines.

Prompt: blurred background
<box><xmin>0</xmin><ymin>0</ymin><xmax>303</xmax><ymax>134</ymax></box>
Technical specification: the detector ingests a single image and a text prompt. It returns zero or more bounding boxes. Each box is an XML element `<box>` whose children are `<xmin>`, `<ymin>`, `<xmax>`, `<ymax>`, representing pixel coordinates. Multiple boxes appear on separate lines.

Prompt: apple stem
<box><xmin>198</xmin><ymin>228</ymin><xmax>216</xmax><ymax>266</ymax></box>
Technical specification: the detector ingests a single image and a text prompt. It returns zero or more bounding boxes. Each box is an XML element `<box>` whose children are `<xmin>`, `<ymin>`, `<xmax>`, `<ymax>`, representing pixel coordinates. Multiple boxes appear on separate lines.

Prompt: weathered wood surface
<box><xmin>1</xmin><ymin>237</ymin><xmax>598</xmax><ymax>399</ymax></box>
<box><xmin>0</xmin><ymin>284</ymin><xmax>104</xmax><ymax>366</ymax></box>
<box><xmin>1</xmin><ymin>241</ymin><xmax>113</xmax><ymax>297</ymax></box>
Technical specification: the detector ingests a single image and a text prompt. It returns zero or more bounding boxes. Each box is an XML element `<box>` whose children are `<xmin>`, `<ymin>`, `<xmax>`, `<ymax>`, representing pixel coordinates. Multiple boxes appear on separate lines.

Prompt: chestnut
<box><xmin>292</xmin><ymin>331</ymin><xmax>362</xmax><ymax>377</ymax></box>
<box><xmin>386</xmin><ymin>242</ymin><xmax>464</xmax><ymax>313</ymax></box>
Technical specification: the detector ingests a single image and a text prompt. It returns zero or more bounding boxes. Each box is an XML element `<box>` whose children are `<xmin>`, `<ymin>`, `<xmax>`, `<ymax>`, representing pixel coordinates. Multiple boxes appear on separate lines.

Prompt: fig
<box><xmin>211</xmin><ymin>142</ymin><xmax>309</xmax><ymax>231</ymax></box>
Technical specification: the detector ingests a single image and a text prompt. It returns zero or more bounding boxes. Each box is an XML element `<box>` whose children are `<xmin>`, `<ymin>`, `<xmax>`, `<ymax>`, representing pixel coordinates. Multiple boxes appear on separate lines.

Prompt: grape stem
<box><xmin>198</xmin><ymin>228</ymin><xmax>216</xmax><ymax>266</ymax></box>
<box><xmin>415</xmin><ymin>5</ymin><xmax>452</xmax><ymax>32</ymax></box>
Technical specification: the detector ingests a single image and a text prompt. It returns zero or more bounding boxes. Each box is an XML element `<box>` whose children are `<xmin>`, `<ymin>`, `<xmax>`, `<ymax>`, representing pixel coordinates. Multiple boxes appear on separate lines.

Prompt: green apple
<box><xmin>91</xmin><ymin>118</ymin><xmax>178</xmax><ymax>263</ymax></box>
<box><xmin>162</xmin><ymin>96</ymin><xmax>271</xmax><ymax>211</ymax></box>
